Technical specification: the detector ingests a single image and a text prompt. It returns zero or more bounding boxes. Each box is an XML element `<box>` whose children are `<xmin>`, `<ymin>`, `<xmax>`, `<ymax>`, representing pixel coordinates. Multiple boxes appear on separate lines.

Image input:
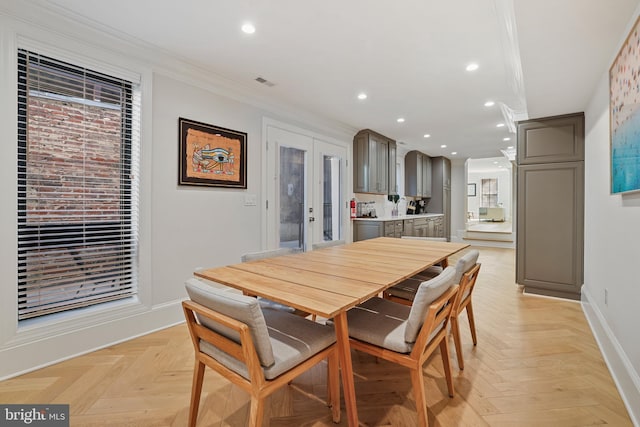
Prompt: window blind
<box><xmin>17</xmin><ymin>49</ymin><xmax>140</xmax><ymax>320</ymax></box>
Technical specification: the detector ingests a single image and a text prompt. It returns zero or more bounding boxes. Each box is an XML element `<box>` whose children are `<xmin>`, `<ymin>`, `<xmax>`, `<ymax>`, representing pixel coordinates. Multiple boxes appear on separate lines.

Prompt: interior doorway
<box><xmin>465</xmin><ymin>157</ymin><xmax>514</xmax><ymax>235</ymax></box>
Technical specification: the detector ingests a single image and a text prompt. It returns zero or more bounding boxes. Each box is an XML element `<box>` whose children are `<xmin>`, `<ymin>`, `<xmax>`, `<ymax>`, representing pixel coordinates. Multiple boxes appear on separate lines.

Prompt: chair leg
<box><xmin>466</xmin><ymin>302</ymin><xmax>478</xmax><ymax>346</ymax></box>
<box><xmin>409</xmin><ymin>367</ymin><xmax>428</xmax><ymax>427</ymax></box>
<box><xmin>327</xmin><ymin>351</ymin><xmax>341</xmax><ymax>423</ymax></box>
<box><xmin>450</xmin><ymin>315</ymin><xmax>464</xmax><ymax>370</ymax></box>
<box><xmin>188</xmin><ymin>360</ymin><xmax>205</xmax><ymax>427</ymax></box>
<box><xmin>439</xmin><ymin>339</ymin><xmax>455</xmax><ymax>398</ymax></box>
<box><xmin>248</xmin><ymin>397</ymin><xmax>265</xmax><ymax>427</ymax></box>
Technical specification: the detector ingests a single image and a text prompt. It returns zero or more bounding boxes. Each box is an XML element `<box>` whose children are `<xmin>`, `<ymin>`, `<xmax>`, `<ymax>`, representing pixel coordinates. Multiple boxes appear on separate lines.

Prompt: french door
<box><xmin>265</xmin><ymin>124</ymin><xmax>347</xmax><ymax>251</ymax></box>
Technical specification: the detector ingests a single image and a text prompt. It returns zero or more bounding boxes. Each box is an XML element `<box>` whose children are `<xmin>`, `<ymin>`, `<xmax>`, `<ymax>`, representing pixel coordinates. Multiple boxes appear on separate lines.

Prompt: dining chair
<box><xmin>346</xmin><ymin>267</ymin><xmax>459</xmax><ymax>427</ymax></box>
<box><xmin>311</xmin><ymin>239</ymin><xmax>345</xmax><ymax>250</ymax></box>
<box><xmin>183</xmin><ymin>278</ymin><xmax>340</xmax><ymax>427</ymax></box>
<box><xmin>383</xmin><ymin>250</ymin><xmax>481</xmax><ymax>370</ymax></box>
<box><xmin>241</xmin><ymin>248</ymin><xmax>303</xmax><ymax>314</ymax></box>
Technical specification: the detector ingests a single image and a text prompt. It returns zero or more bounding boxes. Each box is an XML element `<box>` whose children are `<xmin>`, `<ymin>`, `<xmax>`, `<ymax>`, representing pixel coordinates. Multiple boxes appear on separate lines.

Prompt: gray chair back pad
<box><xmin>185</xmin><ymin>278</ymin><xmax>276</xmax><ymax>367</ymax></box>
<box><xmin>453</xmin><ymin>250</ymin><xmax>480</xmax><ymax>283</ymax></box>
<box><xmin>312</xmin><ymin>240</ymin><xmax>345</xmax><ymax>250</ymax></box>
<box><xmin>241</xmin><ymin>247</ymin><xmax>299</xmax><ymax>262</ymax></box>
<box><xmin>405</xmin><ymin>266</ymin><xmax>457</xmax><ymax>343</ymax></box>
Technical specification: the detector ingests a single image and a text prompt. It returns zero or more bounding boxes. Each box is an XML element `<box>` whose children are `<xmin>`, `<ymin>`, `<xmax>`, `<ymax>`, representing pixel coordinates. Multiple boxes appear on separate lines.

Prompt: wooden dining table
<box><xmin>194</xmin><ymin>237</ymin><xmax>469</xmax><ymax>426</ymax></box>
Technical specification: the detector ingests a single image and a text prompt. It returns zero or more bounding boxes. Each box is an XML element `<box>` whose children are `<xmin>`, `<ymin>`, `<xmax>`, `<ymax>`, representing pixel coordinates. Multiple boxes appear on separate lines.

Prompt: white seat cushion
<box><xmin>185</xmin><ymin>278</ymin><xmax>275</xmax><ymax>367</ymax></box>
<box><xmin>404</xmin><ymin>267</ymin><xmax>456</xmax><ymax>342</ymax></box>
<box><xmin>347</xmin><ymin>297</ymin><xmax>414</xmax><ymax>353</ymax></box>
<box><xmin>201</xmin><ymin>309</ymin><xmax>336</xmax><ymax>380</ymax></box>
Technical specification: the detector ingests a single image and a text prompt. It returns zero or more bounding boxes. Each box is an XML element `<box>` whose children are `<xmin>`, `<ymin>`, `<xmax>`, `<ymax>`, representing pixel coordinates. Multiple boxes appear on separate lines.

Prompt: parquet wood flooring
<box><xmin>0</xmin><ymin>247</ymin><xmax>632</xmax><ymax>426</ymax></box>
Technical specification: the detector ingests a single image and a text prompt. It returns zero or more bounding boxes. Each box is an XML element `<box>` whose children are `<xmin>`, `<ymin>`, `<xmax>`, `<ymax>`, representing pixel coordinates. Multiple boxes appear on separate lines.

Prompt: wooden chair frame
<box><xmin>349</xmin><ymin>284</ymin><xmax>460</xmax><ymax>427</ymax></box>
<box><xmin>450</xmin><ymin>263</ymin><xmax>481</xmax><ymax>370</ymax></box>
<box><xmin>182</xmin><ymin>300</ymin><xmax>340</xmax><ymax>427</ymax></box>
<box><xmin>383</xmin><ymin>262</ymin><xmax>482</xmax><ymax>370</ymax></box>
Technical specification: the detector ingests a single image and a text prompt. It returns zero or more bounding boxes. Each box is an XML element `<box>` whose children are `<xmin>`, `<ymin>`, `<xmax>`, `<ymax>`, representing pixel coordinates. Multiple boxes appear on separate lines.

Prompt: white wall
<box><xmin>582</xmin><ymin>10</ymin><xmax>640</xmax><ymax>423</ymax></box>
<box><xmin>450</xmin><ymin>160</ymin><xmax>467</xmax><ymax>241</ymax></box>
<box><xmin>0</xmin><ymin>5</ymin><xmax>352</xmax><ymax>379</ymax></box>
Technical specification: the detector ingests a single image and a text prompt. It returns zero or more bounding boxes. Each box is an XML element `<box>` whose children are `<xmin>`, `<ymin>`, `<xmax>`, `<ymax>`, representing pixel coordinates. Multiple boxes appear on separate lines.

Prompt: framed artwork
<box><xmin>178</xmin><ymin>117</ymin><xmax>247</xmax><ymax>188</ymax></box>
<box><xmin>610</xmin><ymin>16</ymin><xmax>640</xmax><ymax>194</ymax></box>
<box><xmin>467</xmin><ymin>183</ymin><xmax>476</xmax><ymax>197</ymax></box>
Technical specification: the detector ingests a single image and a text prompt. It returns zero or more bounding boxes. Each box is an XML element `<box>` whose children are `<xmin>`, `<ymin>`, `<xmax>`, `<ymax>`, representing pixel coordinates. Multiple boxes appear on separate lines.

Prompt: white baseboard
<box><xmin>0</xmin><ymin>300</ymin><xmax>185</xmax><ymax>381</ymax></box>
<box><xmin>581</xmin><ymin>286</ymin><xmax>640</xmax><ymax>426</ymax></box>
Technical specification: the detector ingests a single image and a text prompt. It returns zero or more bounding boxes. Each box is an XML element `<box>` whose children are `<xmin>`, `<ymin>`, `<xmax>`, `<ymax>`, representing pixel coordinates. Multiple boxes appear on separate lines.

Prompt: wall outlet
<box><xmin>604</xmin><ymin>288</ymin><xmax>608</xmax><ymax>306</ymax></box>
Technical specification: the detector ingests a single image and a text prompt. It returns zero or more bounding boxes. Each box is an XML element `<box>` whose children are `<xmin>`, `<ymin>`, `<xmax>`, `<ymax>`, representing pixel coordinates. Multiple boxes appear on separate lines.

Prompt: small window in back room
<box><xmin>16</xmin><ymin>49</ymin><xmax>141</xmax><ymax>320</ymax></box>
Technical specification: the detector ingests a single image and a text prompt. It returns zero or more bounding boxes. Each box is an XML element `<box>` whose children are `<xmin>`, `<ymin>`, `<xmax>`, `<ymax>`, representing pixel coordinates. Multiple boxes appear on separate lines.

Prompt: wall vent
<box><xmin>255</xmin><ymin>77</ymin><xmax>276</xmax><ymax>87</ymax></box>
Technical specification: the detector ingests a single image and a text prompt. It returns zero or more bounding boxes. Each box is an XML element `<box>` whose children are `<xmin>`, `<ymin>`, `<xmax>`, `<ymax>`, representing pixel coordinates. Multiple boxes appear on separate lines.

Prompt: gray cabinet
<box><xmin>425</xmin><ymin>157</ymin><xmax>451</xmax><ymax>240</ymax></box>
<box><xmin>388</xmin><ymin>141</ymin><xmax>397</xmax><ymax>195</ymax></box>
<box><xmin>353</xmin><ymin>129</ymin><xmax>396</xmax><ymax>194</ymax></box>
<box><xmin>516</xmin><ymin>113</ymin><xmax>584</xmax><ymax>300</ymax></box>
<box><xmin>403</xmin><ymin>218</ymin><xmax>414</xmax><ymax>236</ymax></box>
<box><xmin>405</xmin><ymin>150</ymin><xmax>432</xmax><ymax>198</ymax></box>
<box><xmin>413</xmin><ymin>217</ymin><xmax>428</xmax><ymax>237</ymax></box>
<box><xmin>354</xmin><ymin>219</ymin><xmax>403</xmax><ymax>241</ymax></box>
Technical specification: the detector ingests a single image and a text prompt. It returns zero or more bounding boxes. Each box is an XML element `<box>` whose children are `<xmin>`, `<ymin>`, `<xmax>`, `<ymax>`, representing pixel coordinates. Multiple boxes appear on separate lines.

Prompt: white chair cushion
<box><xmin>201</xmin><ymin>309</ymin><xmax>336</xmax><ymax>380</ymax></box>
<box><xmin>453</xmin><ymin>250</ymin><xmax>480</xmax><ymax>284</ymax></box>
<box><xmin>347</xmin><ymin>297</ymin><xmax>414</xmax><ymax>353</ymax></box>
<box><xmin>404</xmin><ymin>266</ymin><xmax>456</xmax><ymax>342</ymax></box>
<box><xmin>385</xmin><ymin>278</ymin><xmax>421</xmax><ymax>300</ymax></box>
<box><xmin>185</xmin><ymin>278</ymin><xmax>276</xmax><ymax>367</ymax></box>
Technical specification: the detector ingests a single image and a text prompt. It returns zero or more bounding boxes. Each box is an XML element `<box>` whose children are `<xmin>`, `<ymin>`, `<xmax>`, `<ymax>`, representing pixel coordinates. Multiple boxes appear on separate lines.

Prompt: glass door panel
<box><xmin>321</xmin><ymin>155</ymin><xmax>342</xmax><ymax>242</ymax></box>
<box><xmin>279</xmin><ymin>146</ymin><xmax>306</xmax><ymax>250</ymax></box>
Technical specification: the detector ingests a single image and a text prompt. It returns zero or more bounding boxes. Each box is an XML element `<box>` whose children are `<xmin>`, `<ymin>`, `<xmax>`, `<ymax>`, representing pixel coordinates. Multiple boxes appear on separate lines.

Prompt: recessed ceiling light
<box><xmin>496</xmin><ymin>123</ymin><xmax>505</xmax><ymax>128</ymax></box>
<box><xmin>397</xmin><ymin>118</ymin><xmax>405</xmax><ymax>123</ymax></box>
<box><xmin>423</xmin><ymin>134</ymin><xmax>431</xmax><ymax>138</ymax></box>
<box><xmin>503</xmin><ymin>137</ymin><xmax>511</xmax><ymax>141</ymax></box>
<box><xmin>440</xmin><ymin>144</ymin><xmax>447</xmax><ymax>148</ymax></box>
<box><xmin>357</xmin><ymin>93</ymin><xmax>367</xmax><ymax>100</ymax></box>
<box><xmin>484</xmin><ymin>101</ymin><xmax>495</xmax><ymax>107</ymax></box>
<box><xmin>451</xmin><ymin>151</ymin><xmax>457</xmax><ymax>155</ymax></box>
<box><xmin>507</xmin><ymin>146</ymin><xmax>514</xmax><ymax>149</ymax></box>
<box><xmin>241</xmin><ymin>22</ymin><xmax>256</xmax><ymax>34</ymax></box>
<box><xmin>466</xmin><ymin>63</ymin><xmax>479</xmax><ymax>72</ymax></box>
<box><xmin>493</xmin><ymin>161</ymin><xmax>498</xmax><ymax>164</ymax></box>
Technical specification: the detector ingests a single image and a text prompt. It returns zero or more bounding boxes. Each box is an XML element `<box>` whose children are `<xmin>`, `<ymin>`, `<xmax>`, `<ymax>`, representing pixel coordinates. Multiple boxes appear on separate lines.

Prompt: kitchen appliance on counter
<box><xmin>407</xmin><ymin>199</ymin><xmax>427</xmax><ymax>214</ymax></box>
<box><xmin>356</xmin><ymin>201</ymin><xmax>377</xmax><ymax>218</ymax></box>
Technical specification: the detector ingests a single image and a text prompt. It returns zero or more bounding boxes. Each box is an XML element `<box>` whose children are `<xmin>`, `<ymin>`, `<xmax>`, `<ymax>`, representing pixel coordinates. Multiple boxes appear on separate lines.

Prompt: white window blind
<box><xmin>17</xmin><ymin>49</ymin><xmax>140</xmax><ymax>320</ymax></box>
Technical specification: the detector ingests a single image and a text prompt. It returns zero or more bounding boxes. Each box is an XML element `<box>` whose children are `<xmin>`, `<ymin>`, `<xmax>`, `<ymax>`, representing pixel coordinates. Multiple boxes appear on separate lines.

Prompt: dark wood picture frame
<box><xmin>178</xmin><ymin>117</ymin><xmax>247</xmax><ymax>188</ymax></box>
<box><xmin>467</xmin><ymin>183</ymin><xmax>476</xmax><ymax>197</ymax></box>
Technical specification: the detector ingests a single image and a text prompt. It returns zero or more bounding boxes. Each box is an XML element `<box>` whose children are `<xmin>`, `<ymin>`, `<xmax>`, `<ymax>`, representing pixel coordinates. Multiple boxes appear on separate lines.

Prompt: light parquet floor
<box><xmin>0</xmin><ymin>247</ymin><xmax>632</xmax><ymax>426</ymax></box>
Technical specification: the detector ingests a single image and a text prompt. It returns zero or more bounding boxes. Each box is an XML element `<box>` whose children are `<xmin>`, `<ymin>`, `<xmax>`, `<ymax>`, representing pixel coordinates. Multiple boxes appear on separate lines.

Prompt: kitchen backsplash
<box><xmin>354</xmin><ymin>193</ymin><xmax>426</xmax><ymax>218</ymax></box>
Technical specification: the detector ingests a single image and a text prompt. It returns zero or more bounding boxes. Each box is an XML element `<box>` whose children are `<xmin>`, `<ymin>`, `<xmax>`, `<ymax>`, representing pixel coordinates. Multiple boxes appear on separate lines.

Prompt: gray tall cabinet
<box><xmin>426</xmin><ymin>156</ymin><xmax>451</xmax><ymax>241</ymax></box>
<box><xmin>516</xmin><ymin>113</ymin><xmax>584</xmax><ymax>300</ymax></box>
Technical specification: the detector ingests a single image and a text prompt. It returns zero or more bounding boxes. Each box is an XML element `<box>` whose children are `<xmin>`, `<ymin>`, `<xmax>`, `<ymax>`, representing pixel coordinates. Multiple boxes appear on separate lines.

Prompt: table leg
<box><xmin>440</xmin><ymin>257</ymin><xmax>449</xmax><ymax>268</ymax></box>
<box><xmin>333</xmin><ymin>312</ymin><xmax>359</xmax><ymax>427</ymax></box>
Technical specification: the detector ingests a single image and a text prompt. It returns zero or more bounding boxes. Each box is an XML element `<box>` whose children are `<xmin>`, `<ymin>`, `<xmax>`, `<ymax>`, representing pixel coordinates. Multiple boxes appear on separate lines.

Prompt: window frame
<box><xmin>16</xmin><ymin>48</ymin><xmax>139</xmax><ymax>321</ymax></box>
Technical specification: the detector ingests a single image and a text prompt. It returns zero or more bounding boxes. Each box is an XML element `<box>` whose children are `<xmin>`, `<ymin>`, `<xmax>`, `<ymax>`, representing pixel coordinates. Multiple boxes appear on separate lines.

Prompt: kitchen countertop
<box><xmin>353</xmin><ymin>213</ymin><xmax>444</xmax><ymax>221</ymax></box>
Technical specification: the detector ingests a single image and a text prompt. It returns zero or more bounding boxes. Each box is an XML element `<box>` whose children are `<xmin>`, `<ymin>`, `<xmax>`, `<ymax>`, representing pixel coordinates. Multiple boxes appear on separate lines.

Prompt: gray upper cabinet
<box><xmin>517</xmin><ymin>113</ymin><xmax>585</xmax><ymax>165</ymax></box>
<box><xmin>353</xmin><ymin>129</ymin><xmax>396</xmax><ymax>194</ymax></box>
<box><xmin>388</xmin><ymin>141</ymin><xmax>397</xmax><ymax>195</ymax></box>
<box><xmin>516</xmin><ymin>113</ymin><xmax>584</xmax><ymax>300</ymax></box>
<box><xmin>405</xmin><ymin>150</ymin><xmax>432</xmax><ymax>198</ymax></box>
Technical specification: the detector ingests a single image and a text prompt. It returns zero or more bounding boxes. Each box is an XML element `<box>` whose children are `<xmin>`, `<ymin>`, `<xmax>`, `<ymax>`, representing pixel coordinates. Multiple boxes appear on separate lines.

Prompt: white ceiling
<box><xmin>34</xmin><ymin>0</ymin><xmax>640</xmax><ymax>160</ymax></box>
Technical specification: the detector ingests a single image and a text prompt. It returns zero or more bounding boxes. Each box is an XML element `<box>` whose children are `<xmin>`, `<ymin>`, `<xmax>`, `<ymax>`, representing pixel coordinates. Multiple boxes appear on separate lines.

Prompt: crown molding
<box><xmin>0</xmin><ymin>0</ymin><xmax>357</xmax><ymax>140</ymax></box>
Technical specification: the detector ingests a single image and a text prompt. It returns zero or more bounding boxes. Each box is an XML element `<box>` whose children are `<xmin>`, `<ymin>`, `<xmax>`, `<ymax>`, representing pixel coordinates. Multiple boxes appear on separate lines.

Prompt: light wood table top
<box><xmin>194</xmin><ymin>237</ymin><xmax>469</xmax><ymax>426</ymax></box>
